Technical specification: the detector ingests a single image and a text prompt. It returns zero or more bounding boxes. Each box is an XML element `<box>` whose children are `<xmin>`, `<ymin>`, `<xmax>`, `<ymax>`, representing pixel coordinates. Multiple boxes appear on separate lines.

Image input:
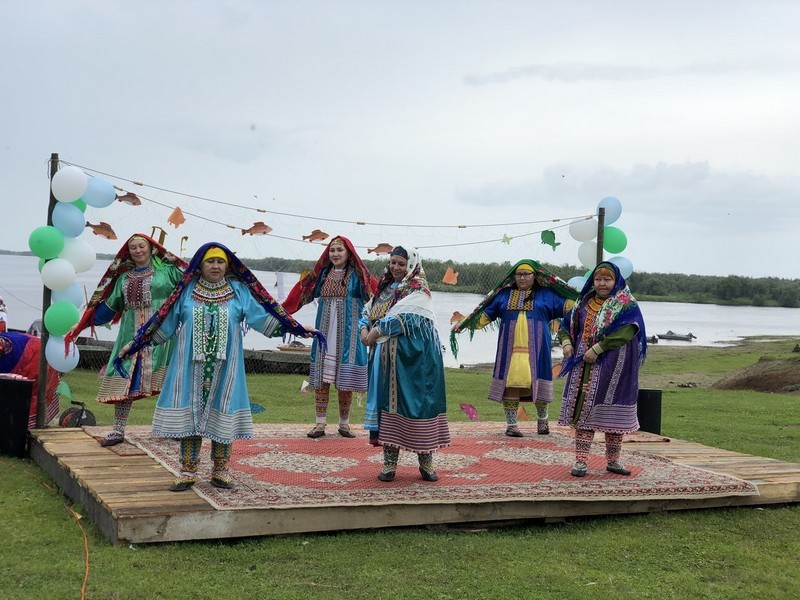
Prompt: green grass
<box><xmin>2</xmin><ymin>338</ymin><xmax>799</xmax><ymax>599</ymax></box>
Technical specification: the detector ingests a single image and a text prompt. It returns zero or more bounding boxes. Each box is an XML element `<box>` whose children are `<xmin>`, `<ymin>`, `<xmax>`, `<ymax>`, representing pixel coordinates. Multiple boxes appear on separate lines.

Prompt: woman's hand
<box><xmin>583</xmin><ymin>347</ymin><xmax>598</xmax><ymax>364</ymax></box>
<box><xmin>302</xmin><ymin>326</ymin><xmax>318</xmax><ymax>338</ymax></box>
<box><xmin>562</xmin><ymin>343</ymin><xmax>573</xmax><ymax>359</ymax></box>
<box><xmin>365</xmin><ymin>327</ymin><xmax>381</xmax><ymax>347</ymax></box>
<box><xmin>360</xmin><ymin>327</ymin><xmax>370</xmax><ymax>345</ymax></box>
<box><xmin>118</xmin><ymin>341</ymin><xmax>133</xmax><ymax>359</ymax></box>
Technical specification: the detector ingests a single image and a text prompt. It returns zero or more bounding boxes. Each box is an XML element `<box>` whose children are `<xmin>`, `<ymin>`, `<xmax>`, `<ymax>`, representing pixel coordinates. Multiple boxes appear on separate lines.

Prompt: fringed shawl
<box><xmin>378</xmin><ymin>246</ymin><xmax>438</xmax><ymax>341</ymax></box>
<box><xmin>282</xmin><ymin>235</ymin><xmax>377</xmax><ymax>314</ymax></box>
<box><xmin>450</xmin><ymin>258</ymin><xmax>578</xmax><ymax>357</ymax></box>
<box><xmin>115</xmin><ymin>242</ymin><xmax>324</xmax><ymax>375</ymax></box>
<box><xmin>560</xmin><ymin>261</ymin><xmax>647</xmax><ymax>375</ymax></box>
<box><xmin>66</xmin><ymin>233</ymin><xmax>187</xmax><ymax>348</ymax></box>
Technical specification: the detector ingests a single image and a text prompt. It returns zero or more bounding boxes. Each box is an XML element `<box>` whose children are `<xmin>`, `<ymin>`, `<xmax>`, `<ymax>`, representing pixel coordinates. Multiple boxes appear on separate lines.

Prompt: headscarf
<box><xmin>115</xmin><ymin>242</ymin><xmax>324</xmax><ymax>375</ymax></box>
<box><xmin>559</xmin><ymin>261</ymin><xmax>647</xmax><ymax>375</ymax></box>
<box><xmin>282</xmin><ymin>235</ymin><xmax>378</xmax><ymax>314</ymax></box>
<box><xmin>450</xmin><ymin>258</ymin><xmax>578</xmax><ymax>357</ymax></box>
<box><xmin>66</xmin><ymin>233</ymin><xmax>187</xmax><ymax>348</ymax></box>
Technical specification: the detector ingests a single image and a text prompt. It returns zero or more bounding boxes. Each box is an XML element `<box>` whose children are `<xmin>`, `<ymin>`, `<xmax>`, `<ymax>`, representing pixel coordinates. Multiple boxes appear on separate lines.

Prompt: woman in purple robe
<box><xmin>557</xmin><ymin>261</ymin><xmax>647</xmax><ymax>477</ymax></box>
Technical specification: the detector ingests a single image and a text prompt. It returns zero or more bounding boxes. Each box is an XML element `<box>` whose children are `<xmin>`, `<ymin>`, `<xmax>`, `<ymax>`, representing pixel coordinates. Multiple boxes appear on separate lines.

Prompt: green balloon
<box><xmin>28</xmin><ymin>226</ymin><xmax>65</xmax><ymax>259</ymax></box>
<box><xmin>44</xmin><ymin>301</ymin><xmax>80</xmax><ymax>336</ymax></box>
<box><xmin>71</xmin><ymin>199</ymin><xmax>87</xmax><ymax>213</ymax></box>
<box><xmin>603</xmin><ymin>226</ymin><xmax>628</xmax><ymax>254</ymax></box>
<box><xmin>38</xmin><ymin>258</ymin><xmax>46</xmax><ymax>272</ymax></box>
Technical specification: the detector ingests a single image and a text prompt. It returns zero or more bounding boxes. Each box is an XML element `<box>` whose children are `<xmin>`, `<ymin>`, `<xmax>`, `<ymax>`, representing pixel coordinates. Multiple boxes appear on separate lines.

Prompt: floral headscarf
<box><xmin>450</xmin><ymin>258</ymin><xmax>578</xmax><ymax>356</ymax></box>
<box><xmin>66</xmin><ymin>233</ymin><xmax>187</xmax><ymax>347</ymax></box>
<box><xmin>282</xmin><ymin>235</ymin><xmax>377</xmax><ymax>314</ymax></box>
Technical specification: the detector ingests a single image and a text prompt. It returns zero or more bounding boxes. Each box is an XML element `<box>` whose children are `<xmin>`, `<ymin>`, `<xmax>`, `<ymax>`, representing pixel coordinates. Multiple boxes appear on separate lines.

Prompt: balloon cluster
<box><xmin>28</xmin><ymin>166</ymin><xmax>116</xmax><ymax>372</ymax></box>
<box><xmin>566</xmin><ymin>196</ymin><xmax>634</xmax><ymax>290</ymax></box>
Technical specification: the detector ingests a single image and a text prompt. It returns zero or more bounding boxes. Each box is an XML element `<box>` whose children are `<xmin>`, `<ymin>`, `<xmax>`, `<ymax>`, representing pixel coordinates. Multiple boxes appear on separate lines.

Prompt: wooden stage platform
<box><xmin>29</xmin><ymin>425</ymin><xmax>800</xmax><ymax>545</ymax></box>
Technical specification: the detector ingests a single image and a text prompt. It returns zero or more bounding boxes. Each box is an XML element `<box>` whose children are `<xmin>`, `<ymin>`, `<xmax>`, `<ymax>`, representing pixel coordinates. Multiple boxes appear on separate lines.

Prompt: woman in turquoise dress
<box><xmin>362</xmin><ymin>246</ymin><xmax>450</xmax><ymax>482</ymax></box>
<box><xmin>119</xmin><ymin>243</ymin><xmax>321</xmax><ymax>491</ymax></box>
<box><xmin>67</xmin><ymin>234</ymin><xmax>186</xmax><ymax>446</ymax></box>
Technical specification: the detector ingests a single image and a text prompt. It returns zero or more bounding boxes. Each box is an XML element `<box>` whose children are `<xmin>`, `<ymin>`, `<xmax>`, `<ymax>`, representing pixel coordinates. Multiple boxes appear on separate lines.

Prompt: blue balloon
<box><xmin>52</xmin><ymin>282</ymin><xmax>84</xmax><ymax>308</ymax></box>
<box><xmin>45</xmin><ymin>335</ymin><xmax>80</xmax><ymax>373</ymax></box>
<box><xmin>597</xmin><ymin>196</ymin><xmax>622</xmax><ymax>225</ymax></box>
<box><xmin>52</xmin><ymin>202</ymin><xmax>86</xmax><ymax>238</ymax></box>
<box><xmin>567</xmin><ymin>276</ymin><xmax>586</xmax><ymax>290</ymax></box>
<box><xmin>81</xmin><ymin>177</ymin><xmax>116</xmax><ymax>208</ymax></box>
<box><xmin>609</xmin><ymin>255</ymin><xmax>634</xmax><ymax>279</ymax></box>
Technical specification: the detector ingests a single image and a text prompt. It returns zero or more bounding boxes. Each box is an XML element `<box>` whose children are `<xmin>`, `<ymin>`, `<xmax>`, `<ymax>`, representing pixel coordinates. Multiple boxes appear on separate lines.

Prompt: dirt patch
<box><xmin>712</xmin><ymin>357</ymin><xmax>800</xmax><ymax>394</ymax></box>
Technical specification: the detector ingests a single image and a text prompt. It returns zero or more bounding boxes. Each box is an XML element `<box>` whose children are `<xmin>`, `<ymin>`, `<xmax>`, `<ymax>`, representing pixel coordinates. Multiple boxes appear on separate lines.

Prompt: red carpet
<box><xmin>115</xmin><ymin>423</ymin><xmax>759</xmax><ymax>510</ymax></box>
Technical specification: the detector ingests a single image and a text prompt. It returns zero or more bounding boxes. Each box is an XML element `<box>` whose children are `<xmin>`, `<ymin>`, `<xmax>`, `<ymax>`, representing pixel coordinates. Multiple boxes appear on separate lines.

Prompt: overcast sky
<box><xmin>2</xmin><ymin>0</ymin><xmax>798</xmax><ymax>279</ymax></box>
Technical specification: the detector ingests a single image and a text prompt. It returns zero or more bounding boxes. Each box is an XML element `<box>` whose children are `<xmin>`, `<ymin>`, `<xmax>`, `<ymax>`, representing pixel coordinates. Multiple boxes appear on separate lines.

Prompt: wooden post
<box><xmin>596</xmin><ymin>206</ymin><xmax>605</xmax><ymax>265</ymax></box>
<box><xmin>36</xmin><ymin>153</ymin><xmax>59</xmax><ymax>428</ymax></box>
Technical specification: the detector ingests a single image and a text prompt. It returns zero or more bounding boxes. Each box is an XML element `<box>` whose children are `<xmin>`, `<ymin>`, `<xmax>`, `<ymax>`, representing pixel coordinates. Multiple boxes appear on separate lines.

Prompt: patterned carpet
<box><xmin>107</xmin><ymin>423</ymin><xmax>760</xmax><ymax>510</ymax></box>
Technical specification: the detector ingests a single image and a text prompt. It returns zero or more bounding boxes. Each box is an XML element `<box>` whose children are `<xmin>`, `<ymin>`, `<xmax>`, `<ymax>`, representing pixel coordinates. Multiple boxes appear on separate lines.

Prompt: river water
<box><xmin>2</xmin><ymin>255</ymin><xmax>799</xmax><ymax>368</ymax></box>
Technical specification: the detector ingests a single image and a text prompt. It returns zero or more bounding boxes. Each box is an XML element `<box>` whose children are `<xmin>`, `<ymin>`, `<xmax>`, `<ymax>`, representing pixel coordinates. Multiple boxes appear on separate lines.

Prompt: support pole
<box><xmin>595</xmin><ymin>207</ymin><xmax>605</xmax><ymax>266</ymax></box>
<box><xmin>35</xmin><ymin>153</ymin><xmax>59</xmax><ymax>428</ymax></box>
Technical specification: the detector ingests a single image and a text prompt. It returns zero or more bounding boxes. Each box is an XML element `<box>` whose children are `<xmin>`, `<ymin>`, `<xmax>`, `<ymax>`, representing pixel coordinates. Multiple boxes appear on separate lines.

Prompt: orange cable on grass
<box><xmin>66</xmin><ymin>504</ymin><xmax>90</xmax><ymax>600</ymax></box>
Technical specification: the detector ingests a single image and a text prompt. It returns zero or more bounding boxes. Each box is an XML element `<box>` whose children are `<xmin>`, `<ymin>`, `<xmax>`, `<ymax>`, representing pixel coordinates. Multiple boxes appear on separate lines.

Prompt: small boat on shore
<box><xmin>657</xmin><ymin>330</ymin><xmax>697</xmax><ymax>342</ymax></box>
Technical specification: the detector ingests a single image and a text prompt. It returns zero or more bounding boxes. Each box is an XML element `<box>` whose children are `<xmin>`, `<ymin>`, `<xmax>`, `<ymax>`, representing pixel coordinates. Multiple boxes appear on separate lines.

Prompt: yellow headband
<box><xmin>202</xmin><ymin>247</ymin><xmax>228</xmax><ymax>265</ymax></box>
<box><xmin>515</xmin><ymin>263</ymin><xmax>535</xmax><ymax>273</ymax></box>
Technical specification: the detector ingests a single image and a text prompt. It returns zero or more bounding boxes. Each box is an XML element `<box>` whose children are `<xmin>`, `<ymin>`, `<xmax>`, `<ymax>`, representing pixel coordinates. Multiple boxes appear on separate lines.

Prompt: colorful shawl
<box><xmin>115</xmin><ymin>242</ymin><xmax>324</xmax><ymax>375</ymax></box>
<box><xmin>282</xmin><ymin>235</ymin><xmax>377</xmax><ymax>314</ymax></box>
<box><xmin>66</xmin><ymin>233</ymin><xmax>187</xmax><ymax>348</ymax></box>
<box><xmin>450</xmin><ymin>258</ymin><xmax>578</xmax><ymax>356</ymax></box>
<box><xmin>560</xmin><ymin>261</ymin><xmax>647</xmax><ymax>375</ymax></box>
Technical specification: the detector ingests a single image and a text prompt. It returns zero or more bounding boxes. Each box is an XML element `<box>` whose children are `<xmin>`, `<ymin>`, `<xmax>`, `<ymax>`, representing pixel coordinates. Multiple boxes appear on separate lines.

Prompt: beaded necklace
<box><xmin>123</xmin><ymin>265</ymin><xmax>154</xmax><ymax>309</ymax></box>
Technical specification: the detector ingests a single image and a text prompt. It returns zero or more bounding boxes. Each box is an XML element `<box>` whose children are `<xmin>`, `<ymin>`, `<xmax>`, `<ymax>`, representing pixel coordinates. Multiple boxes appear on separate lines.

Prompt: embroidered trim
<box><xmin>192</xmin><ymin>278</ymin><xmax>235</xmax><ymax>303</ymax></box>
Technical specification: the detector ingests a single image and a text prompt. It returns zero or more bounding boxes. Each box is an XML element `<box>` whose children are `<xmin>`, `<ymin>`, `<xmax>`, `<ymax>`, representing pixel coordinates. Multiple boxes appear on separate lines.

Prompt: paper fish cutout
<box><xmin>300</xmin><ymin>380</ymin><xmax>310</xmax><ymax>394</ymax></box>
<box><xmin>86</xmin><ymin>221</ymin><xmax>117</xmax><ymax>240</ymax></box>
<box><xmin>167</xmin><ymin>206</ymin><xmax>186</xmax><ymax>228</ymax></box>
<box><xmin>459</xmin><ymin>403</ymin><xmax>479</xmax><ymax>421</ymax></box>
<box><xmin>442</xmin><ymin>267</ymin><xmax>459</xmax><ymax>285</ymax></box>
<box><xmin>116</xmin><ymin>192</ymin><xmax>141</xmax><ymax>206</ymax></box>
<box><xmin>541</xmin><ymin>230</ymin><xmax>560</xmax><ymax>251</ymax></box>
<box><xmin>302</xmin><ymin>229</ymin><xmax>329</xmax><ymax>242</ymax></box>
<box><xmin>242</xmin><ymin>221</ymin><xmax>273</xmax><ymax>236</ymax></box>
<box><xmin>551</xmin><ymin>363</ymin><xmax>563</xmax><ymax>378</ymax></box>
<box><xmin>501</xmin><ymin>234</ymin><xmax>512</xmax><ymax>245</ymax></box>
<box><xmin>250</xmin><ymin>402</ymin><xmax>266</xmax><ymax>414</ymax></box>
<box><xmin>517</xmin><ymin>405</ymin><xmax>532</xmax><ymax>421</ymax></box>
<box><xmin>450</xmin><ymin>311</ymin><xmax>465</xmax><ymax>325</ymax></box>
<box><xmin>368</xmin><ymin>243</ymin><xmax>393</xmax><ymax>255</ymax></box>
<box><xmin>56</xmin><ymin>380</ymin><xmax>72</xmax><ymax>400</ymax></box>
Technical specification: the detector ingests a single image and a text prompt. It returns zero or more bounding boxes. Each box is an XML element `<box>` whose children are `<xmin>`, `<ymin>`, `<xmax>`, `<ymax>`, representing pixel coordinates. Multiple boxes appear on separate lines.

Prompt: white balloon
<box><xmin>60</xmin><ymin>237</ymin><xmax>96</xmax><ymax>273</ymax></box>
<box><xmin>52</xmin><ymin>282</ymin><xmax>85</xmax><ymax>308</ymax></box>
<box><xmin>45</xmin><ymin>335</ymin><xmax>80</xmax><ymax>373</ymax></box>
<box><xmin>40</xmin><ymin>258</ymin><xmax>76</xmax><ymax>291</ymax></box>
<box><xmin>51</xmin><ymin>166</ymin><xmax>88</xmax><ymax>203</ymax></box>
<box><xmin>609</xmin><ymin>255</ymin><xmax>634</xmax><ymax>279</ymax></box>
<box><xmin>567</xmin><ymin>276</ymin><xmax>586</xmax><ymax>291</ymax></box>
<box><xmin>569</xmin><ymin>218</ymin><xmax>598</xmax><ymax>242</ymax></box>
<box><xmin>578</xmin><ymin>241</ymin><xmax>598</xmax><ymax>269</ymax></box>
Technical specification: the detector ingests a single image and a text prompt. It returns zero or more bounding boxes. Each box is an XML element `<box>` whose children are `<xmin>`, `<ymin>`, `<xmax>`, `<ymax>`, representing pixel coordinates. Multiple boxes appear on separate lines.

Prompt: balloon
<box><xmin>71</xmin><ymin>199</ymin><xmax>87</xmax><ymax>213</ymax></box>
<box><xmin>28</xmin><ymin>226</ymin><xmax>65</xmax><ymax>259</ymax></box>
<box><xmin>51</xmin><ymin>166</ymin><xmax>88</xmax><ymax>203</ymax></box>
<box><xmin>597</xmin><ymin>196</ymin><xmax>622</xmax><ymax>225</ymax></box>
<box><xmin>568</xmin><ymin>218</ymin><xmax>597</xmax><ymax>242</ymax></box>
<box><xmin>578</xmin><ymin>241</ymin><xmax>597</xmax><ymax>269</ymax></box>
<box><xmin>59</xmin><ymin>237</ymin><xmax>96</xmax><ymax>273</ymax></box>
<box><xmin>567</xmin><ymin>276</ymin><xmax>586</xmax><ymax>290</ymax></box>
<box><xmin>52</xmin><ymin>282</ymin><xmax>84</xmax><ymax>308</ymax></box>
<box><xmin>52</xmin><ymin>202</ymin><xmax>86</xmax><ymax>238</ymax></box>
<box><xmin>44</xmin><ymin>301</ymin><xmax>80</xmax><ymax>336</ymax></box>
<box><xmin>609</xmin><ymin>255</ymin><xmax>634</xmax><ymax>279</ymax></box>
<box><xmin>40</xmin><ymin>258</ymin><xmax>76</xmax><ymax>291</ymax></box>
<box><xmin>38</xmin><ymin>258</ymin><xmax>46</xmax><ymax>272</ymax></box>
<box><xmin>81</xmin><ymin>177</ymin><xmax>116</xmax><ymax>208</ymax></box>
<box><xmin>45</xmin><ymin>335</ymin><xmax>80</xmax><ymax>373</ymax></box>
<box><xmin>602</xmin><ymin>226</ymin><xmax>628</xmax><ymax>254</ymax></box>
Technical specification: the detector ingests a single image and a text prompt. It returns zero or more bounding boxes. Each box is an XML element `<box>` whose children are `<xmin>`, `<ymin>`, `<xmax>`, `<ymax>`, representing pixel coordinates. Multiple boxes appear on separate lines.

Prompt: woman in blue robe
<box><xmin>451</xmin><ymin>259</ymin><xmax>577</xmax><ymax>436</ymax></box>
<box><xmin>119</xmin><ymin>243</ymin><xmax>321</xmax><ymax>491</ymax></box>
<box><xmin>362</xmin><ymin>246</ymin><xmax>450</xmax><ymax>482</ymax></box>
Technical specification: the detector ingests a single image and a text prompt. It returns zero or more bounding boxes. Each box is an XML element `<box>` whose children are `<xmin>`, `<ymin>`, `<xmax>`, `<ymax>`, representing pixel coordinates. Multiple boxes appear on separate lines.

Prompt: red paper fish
<box><xmin>85</xmin><ymin>221</ymin><xmax>117</xmax><ymax>240</ymax></box>
<box><xmin>302</xmin><ymin>229</ymin><xmax>329</xmax><ymax>242</ymax></box>
<box><xmin>517</xmin><ymin>405</ymin><xmax>532</xmax><ymax>421</ymax></box>
<box><xmin>167</xmin><ymin>206</ymin><xmax>186</xmax><ymax>228</ymax></box>
<box><xmin>367</xmin><ymin>243</ymin><xmax>393</xmax><ymax>255</ymax></box>
<box><xmin>242</xmin><ymin>221</ymin><xmax>273</xmax><ymax>236</ymax></box>
<box><xmin>442</xmin><ymin>267</ymin><xmax>459</xmax><ymax>285</ymax></box>
<box><xmin>459</xmin><ymin>402</ymin><xmax>479</xmax><ymax>421</ymax></box>
<box><xmin>116</xmin><ymin>192</ymin><xmax>142</xmax><ymax>206</ymax></box>
<box><xmin>450</xmin><ymin>311</ymin><xmax>465</xmax><ymax>325</ymax></box>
